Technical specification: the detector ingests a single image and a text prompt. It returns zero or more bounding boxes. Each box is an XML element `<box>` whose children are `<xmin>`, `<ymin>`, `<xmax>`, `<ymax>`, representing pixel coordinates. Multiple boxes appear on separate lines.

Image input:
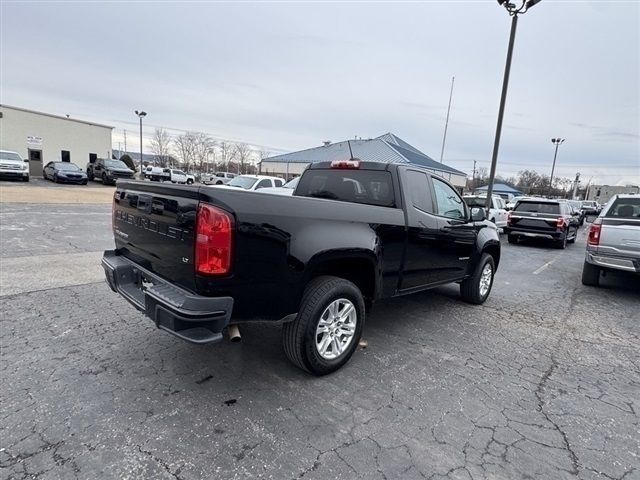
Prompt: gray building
<box><xmin>586</xmin><ymin>184</ymin><xmax>640</xmax><ymax>203</ymax></box>
<box><xmin>0</xmin><ymin>104</ymin><xmax>113</xmax><ymax>176</ymax></box>
<box><xmin>260</xmin><ymin>133</ymin><xmax>467</xmax><ymax>188</ymax></box>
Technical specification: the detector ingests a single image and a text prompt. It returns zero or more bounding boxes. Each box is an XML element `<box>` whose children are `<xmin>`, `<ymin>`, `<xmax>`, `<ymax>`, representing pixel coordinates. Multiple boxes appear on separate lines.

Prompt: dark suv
<box><xmin>505</xmin><ymin>198</ymin><xmax>580</xmax><ymax>249</ymax></box>
<box><xmin>87</xmin><ymin>158</ymin><xmax>135</xmax><ymax>185</ymax></box>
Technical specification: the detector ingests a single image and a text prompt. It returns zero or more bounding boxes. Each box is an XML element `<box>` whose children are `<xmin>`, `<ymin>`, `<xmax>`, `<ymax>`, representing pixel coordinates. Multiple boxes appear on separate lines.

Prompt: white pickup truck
<box><xmin>145</xmin><ymin>167</ymin><xmax>195</xmax><ymax>184</ymax></box>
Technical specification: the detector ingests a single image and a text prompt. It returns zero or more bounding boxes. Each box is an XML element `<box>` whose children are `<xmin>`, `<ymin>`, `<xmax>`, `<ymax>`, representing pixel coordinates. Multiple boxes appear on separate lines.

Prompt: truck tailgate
<box><xmin>113</xmin><ymin>182</ymin><xmax>201</xmax><ymax>292</ymax></box>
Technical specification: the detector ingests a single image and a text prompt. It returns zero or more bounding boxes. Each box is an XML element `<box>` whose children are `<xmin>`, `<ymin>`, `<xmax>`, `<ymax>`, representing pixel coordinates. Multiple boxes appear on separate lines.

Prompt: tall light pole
<box><xmin>135</xmin><ymin>110</ymin><xmax>147</xmax><ymax>175</ymax></box>
<box><xmin>549</xmin><ymin>137</ymin><xmax>565</xmax><ymax>196</ymax></box>
<box><xmin>439</xmin><ymin>76</ymin><xmax>455</xmax><ymax>163</ymax></box>
<box><xmin>485</xmin><ymin>0</ymin><xmax>542</xmax><ymax>212</ymax></box>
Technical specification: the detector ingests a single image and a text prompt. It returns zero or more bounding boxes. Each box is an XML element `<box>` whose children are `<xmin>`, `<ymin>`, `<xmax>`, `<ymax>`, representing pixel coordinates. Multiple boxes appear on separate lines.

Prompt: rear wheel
<box><xmin>555</xmin><ymin>232</ymin><xmax>568</xmax><ymax>249</ymax></box>
<box><xmin>507</xmin><ymin>234</ymin><xmax>518</xmax><ymax>244</ymax></box>
<box><xmin>581</xmin><ymin>261</ymin><xmax>600</xmax><ymax>286</ymax></box>
<box><xmin>282</xmin><ymin>276</ymin><xmax>364</xmax><ymax>376</ymax></box>
<box><xmin>186</xmin><ymin>178</ymin><xmax>194</xmax><ymax>185</ymax></box>
<box><xmin>568</xmin><ymin>227</ymin><xmax>577</xmax><ymax>244</ymax></box>
<box><xmin>102</xmin><ymin>173</ymin><xmax>108</xmax><ymax>185</ymax></box>
<box><xmin>87</xmin><ymin>171</ymin><xmax>94</xmax><ymax>181</ymax></box>
<box><xmin>460</xmin><ymin>253</ymin><xmax>495</xmax><ymax>305</ymax></box>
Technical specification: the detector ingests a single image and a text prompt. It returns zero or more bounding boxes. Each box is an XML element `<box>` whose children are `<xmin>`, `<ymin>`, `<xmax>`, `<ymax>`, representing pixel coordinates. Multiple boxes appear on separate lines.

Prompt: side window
<box><xmin>256</xmin><ymin>179</ymin><xmax>271</xmax><ymax>189</ymax></box>
<box><xmin>274</xmin><ymin>179</ymin><xmax>284</xmax><ymax>187</ymax></box>
<box><xmin>406</xmin><ymin>170</ymin><xmax>433</xmax><ymax>213</ymax></box>
<box><xmin>432</xmin><ymin>177</ymin><xmax>465</xmax><ymax>220</ymax></box>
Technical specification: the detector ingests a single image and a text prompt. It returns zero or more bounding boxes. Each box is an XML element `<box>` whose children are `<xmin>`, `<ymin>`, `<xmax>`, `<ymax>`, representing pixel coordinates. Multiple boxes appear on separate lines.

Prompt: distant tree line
<box><xmin>143</xmin><ymin>127</ymin><xmax>270</xmax><ymax>175</ymax></box>
<box><xmin>468</xmin><ymin>168</ymin><xmax>579</xmax><ymax>198</ymax></box>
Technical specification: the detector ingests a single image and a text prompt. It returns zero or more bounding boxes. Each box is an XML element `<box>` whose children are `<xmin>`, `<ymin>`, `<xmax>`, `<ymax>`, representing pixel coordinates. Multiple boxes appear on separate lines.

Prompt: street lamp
<box><xmin>484</xmin><ymin>0</ymin><xmax>542</xmax><ymax>212</ymax></box>
<box><xmin>549</xmin><ymin>137</ymin><xmax>565</xmax><ymax>195</ymax></box>
<box><xmin>135</xmin><ymin>110</ymin><xmax>147</xmax><ymax>175</ymax></box>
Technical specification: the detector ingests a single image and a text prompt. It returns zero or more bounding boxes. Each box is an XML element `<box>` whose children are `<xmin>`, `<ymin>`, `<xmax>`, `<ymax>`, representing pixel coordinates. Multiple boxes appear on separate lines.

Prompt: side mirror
<box><xmin>585</xmin><ymin>215</ymin><xmax>595</xmax><ymax>224</ymax></box>
<box><xmin>24</xmin><ymin>158</ymin><xmax>29</xmax><ymax>162</ymax></box>
<box><xmin>470</xmin><ymin>207</ymin><xmax>486</xmax><ymax>222</ymax></box>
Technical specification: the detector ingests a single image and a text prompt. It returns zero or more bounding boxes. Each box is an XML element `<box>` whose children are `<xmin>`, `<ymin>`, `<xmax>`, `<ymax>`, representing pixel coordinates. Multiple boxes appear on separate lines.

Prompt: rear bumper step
<box><xmin>102</xmin><ymin>250</ymin><xmax>233</xmax><ymax>344</ymax></box>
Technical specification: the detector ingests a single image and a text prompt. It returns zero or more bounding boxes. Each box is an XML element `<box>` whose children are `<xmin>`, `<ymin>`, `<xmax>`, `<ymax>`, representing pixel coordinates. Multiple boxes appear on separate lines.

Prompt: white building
<box><xmin>0</xmin><ymin>104</ymin><xmax>113</xmax><ymax>176</ymax></box>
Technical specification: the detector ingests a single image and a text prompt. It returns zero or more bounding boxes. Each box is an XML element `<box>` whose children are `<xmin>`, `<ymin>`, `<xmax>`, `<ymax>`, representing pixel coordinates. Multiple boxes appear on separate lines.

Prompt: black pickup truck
<box><xmin>102</xmin><ymin>160</ymin><xmax>500</xmax><ymax>375</ymax></box>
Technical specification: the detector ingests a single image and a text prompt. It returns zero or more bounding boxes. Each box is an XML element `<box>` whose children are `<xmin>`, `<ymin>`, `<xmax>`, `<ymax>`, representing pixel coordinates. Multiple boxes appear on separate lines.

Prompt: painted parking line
<box><xmin>532</xmin><ymin>257</ymin><xmax>559</xmax><ymax>275</ymax></box>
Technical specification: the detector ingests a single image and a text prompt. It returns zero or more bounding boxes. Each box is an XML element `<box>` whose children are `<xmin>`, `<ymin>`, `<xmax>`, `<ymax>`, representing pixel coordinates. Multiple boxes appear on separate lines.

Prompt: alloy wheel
<box><xmin>315</xmin><ymin>298</ymin><xmax>357</xmax><ymax>360</ymax></box>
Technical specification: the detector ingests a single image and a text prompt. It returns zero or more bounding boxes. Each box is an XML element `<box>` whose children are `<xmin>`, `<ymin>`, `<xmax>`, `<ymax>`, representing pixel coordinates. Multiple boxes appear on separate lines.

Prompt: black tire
<box><xmin>82</xmin><ymin>181</ymin><xmax>87</xmax><ymax>185</ymax></box>
<box><xmin>555</xmin><ymin>232</ymin><xmax>568</xmax><ymax>249</ymax></box>
<box><xmin>581</xmin><ymin>261</ymin><xmax>600</xmax><ymax>287</ymax></box>
<box><xmin>42</xmin><ymin>172</ymin><xmax>47</xmax><ymax>181</ymax></box>
<box><xmin>102</xmin><ymin>173</ymin><xmax>108</xmax><ymax>185</ymax></box>
<box><xmin>568</xmin><ymin>228</ymin><xmax>577</xmax><ymax>244</ymax></box>
<box><xmin>216</xmin><ymin>181</ymin><xmax>223</xmax><ymax>185</ymax></box>
<box><xmin>23</xmin><ymin>176</ymin><xmax>29</xmax><ymax>182</ymax></box>
<box><xmin>507</xmin><ymin>234</ymin><xmax>518</xmax><ymax>244</ymax></box>
<box><xmin>460</xmin><ymin>253</ymin><xmax>495</xmax><ymax>305</ymax></box>
<box><xmin>186</xmin><ymin>179</ymin><xmax>194</xmax><ymax>185</ymax></box>
<box><xmin>87</xmin><ymin>171</ymin><xmax>94</xmax><ymax>181</ymax></box>
<box><xmin>53</xmin><ymin>174</ymin><xmax>59</xmax><ymax>184</ymax></box>
<box><xmin>282</xmin><ymin>276</ymin><xmax>365</xmax><ymax>376</ymax></box>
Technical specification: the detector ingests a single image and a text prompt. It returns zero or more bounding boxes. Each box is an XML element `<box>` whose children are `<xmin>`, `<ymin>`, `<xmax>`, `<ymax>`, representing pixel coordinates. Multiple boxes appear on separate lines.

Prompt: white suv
<box><xmin>0</xmin><ymin>150</ymin><xmax>29</xmax><ymax>182</ymax></box>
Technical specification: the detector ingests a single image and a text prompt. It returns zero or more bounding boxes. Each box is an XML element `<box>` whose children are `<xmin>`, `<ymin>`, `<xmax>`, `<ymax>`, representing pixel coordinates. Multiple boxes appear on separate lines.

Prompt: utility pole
<box><xmin>472</xmin><ymin>160</ymin><xmax>477</xmax><ymax>192</ymax></box>
<box><xmin>572</xmin><ymin>172</ymin><xmax>580</xmax><ymax>200</ymax></box>
<box><xmin>439</xmin><ymin>76</ymin><xmax>455</xmax><ymax>163</ymax></box>
<box><xmin>123</xmin><ymin>130</ymin><xmax>127</xmax><ymax>153</ymax></box>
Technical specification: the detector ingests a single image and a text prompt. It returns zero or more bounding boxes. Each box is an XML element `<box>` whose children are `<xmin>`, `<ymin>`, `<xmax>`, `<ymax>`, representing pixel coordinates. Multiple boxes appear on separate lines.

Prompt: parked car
<box><xmin>582</xmin><ymin>194</ymin><xmax>640</xmax><ymax>286</ymax></box>
<box><xmin>87</xmin><ymin>158</ymin><xmax>135</xmax><ymax>185</ymax></box>
<box><xmin>566</xmin><ymin>200</ymin><xmax>586</xmax><ymax>226</ymax></box>
<box><xmin>581</xmin><ymin>200</ymin><xmax>600</xmax><ymax>216</ymax></box>
<box><xmin>43</xmin><ymin>162</ymin><xmax>88</xmax><ymax>184</ymax></box>
<box><xmin>505</xmin><ymin>198</ymin><xmax>580</xmax><ymax>249</ymax></box>
<box><xmin>463</xmin><ymin>195</ymin><xmax>509</xmax><ymax>228</ymax></box>
<box><xmin>0</xmin><ymin>149</ymin><xmax>29</xmax><ymax>182</ymax></box>
<box><xmin>257</xmin><ymin>177</ymin><xmax>300</xmax><ymax>195</ymax></box>
<box><xmin>211</xmin><ymin>174</ymin><xmax>284</xmax><ymax>191</ymax></box>
<box><xmin>102</xmin><ymin>160</ymin><xmax>500</xmax><ymax>375</ymax></box>
<box><xmin>202</xmin><ymin>172</ymin><xmax>237</xmax><ymax>185</ymax></box>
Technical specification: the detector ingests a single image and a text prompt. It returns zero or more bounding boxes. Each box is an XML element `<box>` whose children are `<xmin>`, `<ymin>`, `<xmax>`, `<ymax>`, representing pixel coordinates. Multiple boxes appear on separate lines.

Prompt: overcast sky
<box><xmin>2</xmin><ymin>1</ymin><xmax>638</xmax><ymax>185</ymax></box>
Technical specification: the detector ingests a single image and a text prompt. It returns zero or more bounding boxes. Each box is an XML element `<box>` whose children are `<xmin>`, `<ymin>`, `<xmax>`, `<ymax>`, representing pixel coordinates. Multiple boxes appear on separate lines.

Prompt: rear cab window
<box><xmin>295</xmin><ymin>169</ymin><xmax>396</xmax><ymax>208</ymax></box>
<box><xmin>515</xmin><ymin>201</ymin><xmax>560</xmax><ymax>215</ymax></box>
<box><xmin>606</xmin><ymin>197</ymin><xmax>640</xmax><ymax>218</ymax></box>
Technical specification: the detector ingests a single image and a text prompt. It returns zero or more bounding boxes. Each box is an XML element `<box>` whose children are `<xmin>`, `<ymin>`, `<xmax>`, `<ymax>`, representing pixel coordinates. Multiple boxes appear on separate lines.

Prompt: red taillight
<box><xmin>195</xmin><ymin>203</ymin><xmax>234</xmax><ymax>275</ymax></box>
<box><xmin>587</xmin><ymin>218</ymin><xmax>602</xmax><ymax>246</ymax></box>
<box><xmin>331</xmin><ymin>160</ymin><xmax>360</xmax><ymax>169</ymax></box>
<box><xmin>556</xmin><ymin>217</ymin><xmax>566</xmax><ymax>229</ymax></box>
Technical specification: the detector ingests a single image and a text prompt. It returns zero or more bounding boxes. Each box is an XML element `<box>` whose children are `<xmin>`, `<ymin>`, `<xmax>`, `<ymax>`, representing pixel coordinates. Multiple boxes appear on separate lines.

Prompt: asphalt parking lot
<box><xmin>1</xmin><ymin>197</ymin><xmax>639</xmax><ymax>479</ymax></box>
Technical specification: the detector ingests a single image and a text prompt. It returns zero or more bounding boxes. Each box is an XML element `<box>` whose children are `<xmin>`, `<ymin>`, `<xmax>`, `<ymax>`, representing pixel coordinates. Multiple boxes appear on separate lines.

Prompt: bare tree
<box><xmin>218</xmin><ymin>141</ymin><xmax>236</xmax><ymax>172</ymax></box>
<box><xmin>173</xmin><ymin>132</ymin><xmax>197</xmax><ymax>172</ymax></box>
<box><xmin>150</xmin><ymin>128</ymin><xmax>173</xmax><ymax>167</ymax></box>
<box><xmin>234</xmin><ymin>142</ymin><xmax>254</xmax><ymax>174</ymax></box>
<box><xmin>258</xmin><ymin>149</ymin><xmax>271</xmax><ymax>175</ymax></box>
<box><xmin>193</xmin><ymin>132</ymin><xmax>216</xmax><ymax>173</ymax></box>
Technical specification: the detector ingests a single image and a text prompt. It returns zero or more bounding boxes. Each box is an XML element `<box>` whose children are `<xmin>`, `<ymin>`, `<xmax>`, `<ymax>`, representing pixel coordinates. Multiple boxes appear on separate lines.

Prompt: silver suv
<box><xmin>582</xmin><ymin>194</ymin><xmax>640</xmax><ymax>286</ymax></box>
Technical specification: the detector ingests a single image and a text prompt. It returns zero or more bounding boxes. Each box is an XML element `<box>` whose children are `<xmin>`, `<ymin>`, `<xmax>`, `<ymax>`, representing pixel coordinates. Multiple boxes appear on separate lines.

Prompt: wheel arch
<box><xmin>303</xmin><ymin>251</ymin><xmax>379</xmax><ymax>304</ymax></box>
<box><xmin>482</xmin><ymin>242</ymin><xmax>501</xmax><ymax>270</ymax></box>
